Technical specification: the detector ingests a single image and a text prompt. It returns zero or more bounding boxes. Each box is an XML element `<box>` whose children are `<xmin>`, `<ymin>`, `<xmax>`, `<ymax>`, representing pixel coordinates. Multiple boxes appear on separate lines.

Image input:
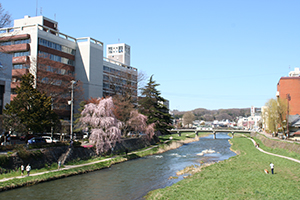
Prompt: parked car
<box><xmin>27</xmin><ymin>137</ymin><xmax>46</xmax><ymax>144</ymax></box>
<box><xmin>20</xmin><ymin>134</ymin><xmax>35</xmax><ymax>142</ymax></box>
<box><xmin>42</xmin><ymin>136</ymin><xmax>59</xmax><ymax>143</ymax></box>
<box><xmin>83</xmin><ymin>132</ymin><xmax>89</xmax><ymax>139</ymax></box>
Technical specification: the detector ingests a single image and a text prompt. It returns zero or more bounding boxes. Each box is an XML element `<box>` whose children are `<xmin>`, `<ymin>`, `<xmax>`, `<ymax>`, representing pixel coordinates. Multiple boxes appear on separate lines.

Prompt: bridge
<box><xmin>169</xmin><ymin>128</ymin><xmax>253</xmax><ymax>139</ymax></box>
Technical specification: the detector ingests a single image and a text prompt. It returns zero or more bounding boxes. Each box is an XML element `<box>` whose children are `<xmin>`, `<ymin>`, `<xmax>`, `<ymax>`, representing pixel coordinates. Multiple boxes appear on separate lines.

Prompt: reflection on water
<box><xmin>0</xmin><ymin>133</ymin><xmax>235</xmax><ymax>200</ymax></box>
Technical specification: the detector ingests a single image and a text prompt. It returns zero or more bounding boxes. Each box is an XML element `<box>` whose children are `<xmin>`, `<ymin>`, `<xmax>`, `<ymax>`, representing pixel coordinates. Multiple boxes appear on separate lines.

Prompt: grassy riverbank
<box><xmin>145</xmin><ymin>134</ymin><xmax>300</xmax><ymax>199</ymax></box>
<box><xmin>0</xmin><ymin>132</ymin><xmax>206</xmax><ymax>191</ymax></box>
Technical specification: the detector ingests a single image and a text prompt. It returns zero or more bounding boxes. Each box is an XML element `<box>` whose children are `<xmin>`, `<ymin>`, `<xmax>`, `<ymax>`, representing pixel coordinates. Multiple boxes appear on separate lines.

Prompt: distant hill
<box><xmin>172</xmin><ymin>108</ymin><xmax>251</xmax><ymax>122</ymax></box>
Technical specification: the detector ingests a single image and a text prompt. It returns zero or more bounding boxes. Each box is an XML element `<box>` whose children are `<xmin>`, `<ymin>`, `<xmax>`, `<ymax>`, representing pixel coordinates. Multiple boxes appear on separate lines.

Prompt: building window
<box><xmin>38</xmin><ymin>38</ymin><xmax>75</xmax><ymax>55</ymax></box>
<box><xmin>13</xmin><ymin>64</ymin><xmax>29</xmax><ymax>69</ymax></box>
<box><xmin>40</xmin><ymin>64</ymin><xmax>74</xmax><ymax>76</ymax></box>
<box><xmin>119</xmin><ymin>46</ymin><xmax>123</xmax><ymax>53</ymax></box>
<box><xmin>0</xmin><ymin>39</ymin><xmax>30</xmax><ymax>46</ymax></box>
<box><xmin>0</xmin><ymin>41</ymin><xmax>11</xmax><ymax>46</ymax></box>
<box><xmin>11</xmin><ymin>88</ymin><xmax>17</xmax><ymax>95</ymax></box>
<box><xmin>39</xmin><ymin>51</ymin><xmax>74</xmax><ymax>66</ymax></box>
<box><xmin>14</xmin><ymin>39</ymin><xmax>30</xmax><ymax>45</ymax></box>
<box><xmin>103</xmin><ymin>66</ymin><xmax>110</xmax><ymax>72</ymax></box>
<box><xmin>103</xmin><ymin>83</ymin><xmax>109</xmax><ymax>89</ymax></box>
<box><xmin>13</xmin><ymin>51</ymin><xmax>30</xmax><ymax>57</ymax></box>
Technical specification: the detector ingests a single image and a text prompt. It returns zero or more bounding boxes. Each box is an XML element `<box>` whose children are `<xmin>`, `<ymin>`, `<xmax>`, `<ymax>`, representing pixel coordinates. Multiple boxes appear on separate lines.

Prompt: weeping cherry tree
<box><xmin>80</xmin><ymin>97</ymin><xmax>122</xmax><ymax>154</ymax></box>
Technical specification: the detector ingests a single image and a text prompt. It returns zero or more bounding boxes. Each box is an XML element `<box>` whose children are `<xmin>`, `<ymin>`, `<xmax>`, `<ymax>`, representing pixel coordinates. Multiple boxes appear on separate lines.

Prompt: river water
<box><xmin>0</xmin><ymin>133</ymin><xmax>235</xmax><ymax>200</ymax></box>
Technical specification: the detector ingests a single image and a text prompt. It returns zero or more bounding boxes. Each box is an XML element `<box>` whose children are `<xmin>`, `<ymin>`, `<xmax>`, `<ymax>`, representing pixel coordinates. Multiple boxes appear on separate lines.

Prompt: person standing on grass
<box><xmin>58</xmin><ymin>161</ymin><xmax>61</xmax><ymax>170</ymax></box>
<box><xmin>26</xmin><ymin>164</ymin><xmax>31</xmax><ymax>176</ymax></box>
<box><xmin>270</xmin><ymin>162</ymin><xmax>274</xmax><ymax>174</ymax></box>
<box><xmin>20</xmin><ymin>164</ymin><xmax>24</xmax><ymax>176</ymax></box>
<box><xmin>69</xmin><ymin>139</ymin><xmax>73</xmax><ymax>148</ymax></box>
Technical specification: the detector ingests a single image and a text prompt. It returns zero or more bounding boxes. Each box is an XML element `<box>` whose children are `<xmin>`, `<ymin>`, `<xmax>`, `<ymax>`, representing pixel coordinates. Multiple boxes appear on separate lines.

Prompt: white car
<box><xmin>42</xmin><ymin>136</ymin><xmax>59</xmax><ymax>143</ymax></box>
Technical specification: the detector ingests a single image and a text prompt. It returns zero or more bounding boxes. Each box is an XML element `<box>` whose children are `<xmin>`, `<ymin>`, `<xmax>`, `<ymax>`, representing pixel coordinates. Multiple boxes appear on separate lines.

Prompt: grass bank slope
<box><xmin>146</xmin><ymin>135</ymin><xmax>300</xmax><ymax>200</ymax></box>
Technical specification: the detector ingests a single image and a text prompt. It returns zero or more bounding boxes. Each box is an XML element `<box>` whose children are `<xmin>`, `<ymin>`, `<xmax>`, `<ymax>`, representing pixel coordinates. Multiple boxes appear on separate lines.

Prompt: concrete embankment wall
<box><xmin>2</xmin><ymin>136</ymin><xmax>159</xmax><ymax>171</ymax></box>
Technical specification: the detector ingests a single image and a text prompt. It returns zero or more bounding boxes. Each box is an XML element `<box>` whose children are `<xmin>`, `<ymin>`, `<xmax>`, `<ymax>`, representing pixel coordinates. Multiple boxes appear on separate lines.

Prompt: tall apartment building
<box><xmin>277</xmin><ymin>68</ymin><xmax>300</xmax><ymax>115</ymax></box>
<box><xmin>0</xmin><ymin>15</ymin><xmax>137</xmax><ymax>119</ymax></box>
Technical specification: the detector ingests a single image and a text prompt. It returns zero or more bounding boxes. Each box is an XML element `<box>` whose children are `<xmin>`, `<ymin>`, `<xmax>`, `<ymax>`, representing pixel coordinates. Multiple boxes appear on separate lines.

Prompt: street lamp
<box><xmin>68</xmin><ymin>80</ymin><xmax>76</xmax><ymax>140</ymax></box>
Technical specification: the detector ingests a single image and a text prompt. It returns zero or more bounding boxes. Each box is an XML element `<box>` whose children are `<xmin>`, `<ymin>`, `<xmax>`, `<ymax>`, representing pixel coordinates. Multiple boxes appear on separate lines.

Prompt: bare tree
<box><xmin>31</xmin><ymin>56</ymin><xmax>84</xmax><ymax>119</ymax></box>
<box><xmin>183</xmin><ymin>111</ymin><xmax>195</xmax><ymax>127</ymax></box>
<box><xmin>0</xmin><ymin>3</ymin><xmax>12</xmax><ymax>75</ymax></box>
<box><xmin>0</xmin><ymin>3</ymin><xmax>11</xmax><ymax>28</ymax></box>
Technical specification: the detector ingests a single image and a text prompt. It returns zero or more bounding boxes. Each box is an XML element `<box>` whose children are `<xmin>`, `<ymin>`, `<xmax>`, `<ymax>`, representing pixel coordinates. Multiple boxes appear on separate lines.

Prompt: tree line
<box><xmin>173</xmin><ymin>108</ymin><xmax>250</xmax><ymax>122</ymax></box>
<box><xmin>2</xmin><ymin>73</ymin><xmax>173</xmax><ymax>153</ymax></box>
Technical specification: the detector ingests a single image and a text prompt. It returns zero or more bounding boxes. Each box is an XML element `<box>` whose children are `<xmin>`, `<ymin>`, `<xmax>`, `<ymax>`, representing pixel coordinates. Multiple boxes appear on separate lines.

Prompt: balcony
<box><xmin>12</xmin><ymin>68</ymin><xmax>29</xmax><ymax>77</ymax></box>
<box><xmin>12</xmin><ymin>56</ymin><xmax>29</xmax><ymax>64</ymax></box>
<box><xmin>11</xmin><ymin>81</ymin><xmax>21</xmax><ymax>89</ymax></box>
<box><xmin>0</xmin><ymin>43</ymin><xmax>30</xmax><ymax>53</ymax></box>
<box><xmin>0</xmin><ymin>34</ymin><xmax>30</xmax><ymax>42</ymax></box>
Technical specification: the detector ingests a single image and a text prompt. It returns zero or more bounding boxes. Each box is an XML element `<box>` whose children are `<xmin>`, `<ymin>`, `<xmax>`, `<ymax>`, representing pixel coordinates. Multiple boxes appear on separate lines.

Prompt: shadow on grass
<box><xmin>124</xmin><ymin>153</ymin><xmax>141</xmax><ymax>160</ymax></box>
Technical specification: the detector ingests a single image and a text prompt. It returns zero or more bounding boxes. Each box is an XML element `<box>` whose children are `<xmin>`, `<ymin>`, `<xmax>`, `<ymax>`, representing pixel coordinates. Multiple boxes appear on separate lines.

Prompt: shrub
<box><xmin>32</xmin><ymin>150</ymin><xmax>43</xmax><ymax>159</ymax></box>
<box><xmin>14</xmin><ymin>145</ymin><xmax>31</xmax><ymax>160</ymax></box>
<box><xmin>73</xmin><ymin>141</ymin><xmax>82</xmax><ymax>147</ymax></box>
<box><xmin>0</xmin><ymin>155</ymin><xmax>9</xmax><ymax>167</ymax></box>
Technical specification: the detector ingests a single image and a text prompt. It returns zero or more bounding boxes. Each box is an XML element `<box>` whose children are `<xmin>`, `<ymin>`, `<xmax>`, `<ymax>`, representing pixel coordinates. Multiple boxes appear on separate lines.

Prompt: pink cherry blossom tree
<box><xmin>80</xmin><ymin>97</ymin><xmax>122</xmax><ymax>154</ymax></box>
<box><xmin>127</xmin><ymin>110</ymin><xmax>155</xmax><ymax>140</ymax></box>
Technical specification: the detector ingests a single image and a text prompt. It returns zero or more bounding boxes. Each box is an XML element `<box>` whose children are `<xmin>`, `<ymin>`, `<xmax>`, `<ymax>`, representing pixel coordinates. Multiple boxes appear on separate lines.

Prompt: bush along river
<box><xmin>0</xmin><ymin>133</ymin><xmax>236</xmax><ymax>200</ymax></box>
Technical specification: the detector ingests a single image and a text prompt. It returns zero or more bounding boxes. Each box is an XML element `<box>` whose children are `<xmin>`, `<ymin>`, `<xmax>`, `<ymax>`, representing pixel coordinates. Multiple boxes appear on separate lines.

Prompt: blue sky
<box><xmin>3</xmin><ymin>0</ymin><xmax>300</xmax><ymax>111</ymax></box>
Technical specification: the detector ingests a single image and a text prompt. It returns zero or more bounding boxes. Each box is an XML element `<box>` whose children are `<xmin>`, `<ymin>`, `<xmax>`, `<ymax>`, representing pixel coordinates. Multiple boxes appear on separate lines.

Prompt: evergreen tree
<box><xmin>3</xmin><ymin>73</ymin><xmax>59</xmax><ymax>134</ymax></box>
<box><xmin>138</xmin><ymin>75</ymin><xmax>173</xmax><ymax>135</ymax></box>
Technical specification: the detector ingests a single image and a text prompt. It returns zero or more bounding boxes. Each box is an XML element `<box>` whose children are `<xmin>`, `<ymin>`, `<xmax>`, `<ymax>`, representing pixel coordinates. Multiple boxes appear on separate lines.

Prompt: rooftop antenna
<box><xmin>118</xmin><ymin>38</ymin><xmax>120</xmax><ymax>43</ymax></box>
<box><xmin>54</xmin><ymin>13</ymin><xmax>56</xmax><ymax>20</ymax></box>
<box><xmin>36</xmin><ymin>0</ymin><xmax>38</xmax><ymax>16</ymax></box>
<box><xmin>40</xmin><ymin>7</ymin><xmax>43</xmax><ymax>15</ymax></box>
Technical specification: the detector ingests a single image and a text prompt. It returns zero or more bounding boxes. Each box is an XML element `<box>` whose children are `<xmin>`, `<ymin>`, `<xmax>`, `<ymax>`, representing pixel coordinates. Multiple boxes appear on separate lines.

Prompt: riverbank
<box><xmin>145</xmin><ymin>134</ymin><xmax>300</xmax><ymax>199</ymax></box>
<box><xmin>0</xmin><ymin>132</ymin><xmax>206</xmax><ymax>192</ymax></box>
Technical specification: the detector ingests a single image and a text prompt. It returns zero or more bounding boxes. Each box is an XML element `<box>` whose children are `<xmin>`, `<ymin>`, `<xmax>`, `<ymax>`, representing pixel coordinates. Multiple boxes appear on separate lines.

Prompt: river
<box><xmin>0</xmin><ymin>133</ymin><xmax>236</xmax><ymax>200</ymax></box>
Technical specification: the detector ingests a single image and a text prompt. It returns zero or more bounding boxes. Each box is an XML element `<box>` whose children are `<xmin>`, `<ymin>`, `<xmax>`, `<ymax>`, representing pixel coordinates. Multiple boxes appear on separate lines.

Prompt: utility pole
<box><xmin>286</xmin><ymin>93</ymin><xmax>291</xmax><ymax>138</ymax></box>
<box><xmin>69</xmin><ymin>80</ymin><xmax>76</xmax><ymax>140</ymax></box>
<box><xmin>51</xmin><ymin>98</ymin><xmax>53</xmax><ymax>139</ymax></box>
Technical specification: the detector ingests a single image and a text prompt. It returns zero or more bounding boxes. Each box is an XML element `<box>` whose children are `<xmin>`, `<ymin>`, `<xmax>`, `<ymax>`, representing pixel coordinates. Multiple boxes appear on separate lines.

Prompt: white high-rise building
<box><xmin>107</xmin><ymin>43</ymin><xmax>131</xmax><ymax>66</ymax></box>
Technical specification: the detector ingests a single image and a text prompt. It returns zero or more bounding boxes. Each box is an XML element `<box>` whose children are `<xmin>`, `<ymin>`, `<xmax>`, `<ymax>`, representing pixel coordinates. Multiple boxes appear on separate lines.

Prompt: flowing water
<box><xmin>0</xmin><ymin>133</ymin><xmax>236</xmax><ymax>200</ymax></box>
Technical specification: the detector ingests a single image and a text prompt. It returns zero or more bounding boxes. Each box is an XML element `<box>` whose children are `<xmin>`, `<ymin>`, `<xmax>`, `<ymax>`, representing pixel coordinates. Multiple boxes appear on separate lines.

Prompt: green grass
<box><xmin>0</xmin><ymin>159</ymin><xmax>114</xmax><ymax>191</ymax></box>
<box><xmin>252</xmin><ymin>134</ymin><xmax>300</xmax><ymax>161</ymax></box>
<box><xmin>145</xmin><ymin>135</ymin><xmax>300</xmax><ymax>200</ymax></box>
<box><xmin>0</xmin><ymin>162</ymin><xmax>59</xmax><ymax>180</ymax></box>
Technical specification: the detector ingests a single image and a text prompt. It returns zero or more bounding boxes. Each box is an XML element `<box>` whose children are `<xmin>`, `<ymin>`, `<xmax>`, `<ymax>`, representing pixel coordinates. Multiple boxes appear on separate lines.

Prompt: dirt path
<box><xmin>247</xmin><ymin>137</ymin><xmax>300</xmax><ymax>163</ymax></box>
